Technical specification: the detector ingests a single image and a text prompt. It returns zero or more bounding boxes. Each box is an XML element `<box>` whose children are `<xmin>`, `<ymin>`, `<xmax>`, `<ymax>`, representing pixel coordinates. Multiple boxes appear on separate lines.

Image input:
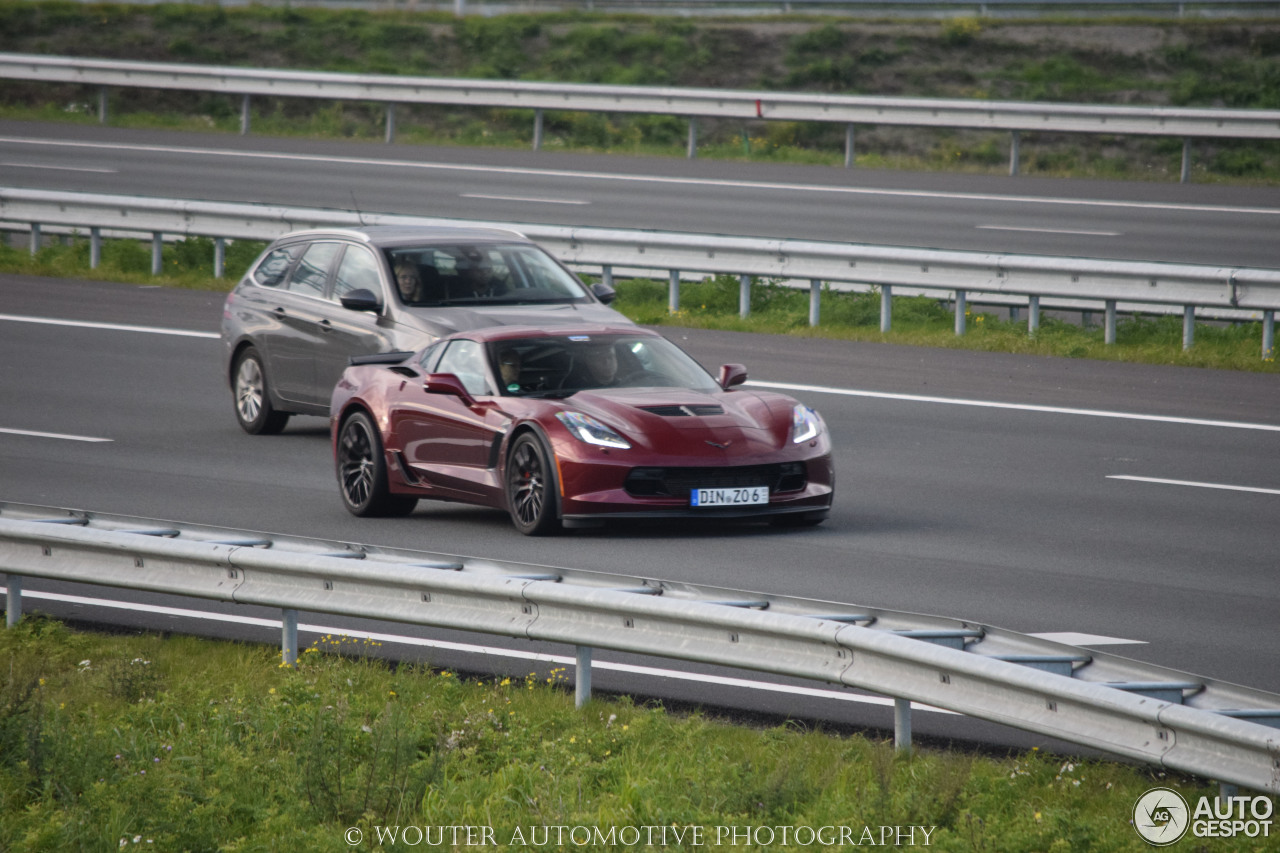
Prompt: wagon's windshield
<box><xmin>488</xmin><ymin>334</ymin><xmax>720</xmax><ymax>397</ymax></box>
<box><xmin>386</xmin><ymin>243</ymin><xmax>591</xmax><ymax>307</ymax></box>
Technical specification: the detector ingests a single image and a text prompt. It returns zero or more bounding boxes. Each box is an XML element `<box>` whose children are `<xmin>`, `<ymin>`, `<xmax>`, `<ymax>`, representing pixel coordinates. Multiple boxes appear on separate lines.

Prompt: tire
<box><xmin>336</xmin><ymin>411</ymin><xmax>417</xmax><ymax>518</ymax></box>
<box><xmin>506</xmin><ymin>433</ymin><xmax>561</xmax><ymax>536</ymax></box>
<box><xmin>232</xmin><ymin>346</ymin><xmax>290</xmax><ymax>435</ymax></box>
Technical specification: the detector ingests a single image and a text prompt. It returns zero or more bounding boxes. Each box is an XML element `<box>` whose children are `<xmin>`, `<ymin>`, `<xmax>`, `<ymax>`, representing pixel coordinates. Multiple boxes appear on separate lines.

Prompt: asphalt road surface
<box><xmin>2</xmin><ymin>274</ymin><xmax>1277</xmax><ymax>753</ymax></box>
<box><xmin>3</xmin><ymin>119</ymin><xmax>1280</xmax><ymax>267</ymax></box>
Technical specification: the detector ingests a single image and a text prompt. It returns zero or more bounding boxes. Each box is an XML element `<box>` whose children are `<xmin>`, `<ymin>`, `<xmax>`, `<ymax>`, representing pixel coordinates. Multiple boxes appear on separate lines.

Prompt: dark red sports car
<box><xmin>330</xmin><ymin>325</ymin><xmax>834</xmax><ymax>535</ymax></box>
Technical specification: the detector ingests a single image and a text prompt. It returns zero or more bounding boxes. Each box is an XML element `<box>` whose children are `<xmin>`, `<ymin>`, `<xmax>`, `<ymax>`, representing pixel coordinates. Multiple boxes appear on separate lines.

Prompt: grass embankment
<box><xmin>0</xmin><ymin>3</ymin><xmax>1279</xmax><ymax>182</ymax></box>
<box><xmin>0</xmin><ymin>617</ymin><xmax>1253</xmax><ymax>851</ymax></box>
<box><xmin>3</xmin><ymin>236</ymin><xmax>1276</xmax><ymax>372</ymax></box>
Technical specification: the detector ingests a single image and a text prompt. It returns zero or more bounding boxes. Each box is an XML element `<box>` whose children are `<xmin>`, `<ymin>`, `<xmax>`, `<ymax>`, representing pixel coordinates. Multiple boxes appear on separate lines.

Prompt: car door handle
<box><xmin>318</xmin><ymin>319</ymin><xmax>334</xmax><ymax>333</ymax></box>
<box><xmin>272</xmin><ymin>306</ymin><xmax>286</xmax><ymax>315</ymax></box>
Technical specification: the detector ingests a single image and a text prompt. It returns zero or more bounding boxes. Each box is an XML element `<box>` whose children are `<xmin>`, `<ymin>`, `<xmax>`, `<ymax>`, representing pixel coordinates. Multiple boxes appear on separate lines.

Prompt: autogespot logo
<box><xmin>1134</xmin><ymin>787</ymin><xmax>1190</xmax><ymax>846</ymax></box>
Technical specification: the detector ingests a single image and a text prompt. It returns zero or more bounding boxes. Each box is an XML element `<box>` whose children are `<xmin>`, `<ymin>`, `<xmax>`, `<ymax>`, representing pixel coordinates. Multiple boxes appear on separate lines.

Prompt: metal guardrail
<box><xmin>2</xmin><ymin>187</ymin><xmax>1278</xmax><ymax>357</ymax></box>
<box><xmin>4</xmin><ymin>53</ymin><xmax>1280</xmax><ymax>181</ymax></box>
<box><xmin>1</xmin><ymin>503</ymin><xmax>1278</xmax><ymax>793</ymax></box>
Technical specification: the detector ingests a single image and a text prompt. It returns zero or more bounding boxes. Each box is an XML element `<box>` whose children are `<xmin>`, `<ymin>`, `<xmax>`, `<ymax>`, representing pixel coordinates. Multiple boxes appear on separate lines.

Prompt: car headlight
<box><xmin>556</xmin><ymin>411</ymin><xmax>631</xmax><ymax>449</ymax></box>
<box><xmin>791</xmin><ymin>404</ymin><xmax>823</xmax><ymax>444</ymax></box>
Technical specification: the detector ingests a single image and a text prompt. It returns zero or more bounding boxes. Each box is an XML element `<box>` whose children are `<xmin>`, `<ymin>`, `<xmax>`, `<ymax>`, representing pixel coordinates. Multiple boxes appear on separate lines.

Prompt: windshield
<box><xmin>387</xmin><ymin>243</ymin><xmax>591</xmax><ymax>307</ymax></box>
<box><xmin>489</xmin><ymin>334</ymin><xmax>720</xmax><ymax>397</ymax></box>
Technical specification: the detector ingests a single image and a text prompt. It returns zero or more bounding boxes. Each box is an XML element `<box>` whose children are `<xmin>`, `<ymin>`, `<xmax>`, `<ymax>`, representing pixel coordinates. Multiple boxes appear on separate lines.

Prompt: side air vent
<box><xmin>640</xmin><ymin>405</ymin><xmax>725</xmax><ymax>417</ymax></box>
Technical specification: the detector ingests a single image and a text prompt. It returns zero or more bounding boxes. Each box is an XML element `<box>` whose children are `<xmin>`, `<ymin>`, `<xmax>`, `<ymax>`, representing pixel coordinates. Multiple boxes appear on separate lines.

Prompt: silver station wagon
<box><xmin>220</xmin><ymin>225</ymin><xmax>630</xmax><ymax>434</ymax></box>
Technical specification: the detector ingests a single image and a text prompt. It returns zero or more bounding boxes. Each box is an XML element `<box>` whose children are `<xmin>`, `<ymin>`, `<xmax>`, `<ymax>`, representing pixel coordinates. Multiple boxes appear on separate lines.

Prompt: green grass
<box><xmin>1</xmin><ymin>616</ymin><xmax>1260</xmax><ymax>851</ymax></box>
<box><xmin>2</xmin><ymin>3</ymin><xmax>1280</xmax><ymax>183</ymax></box>
<box><xmin>3</xmin><ymin>237</ymin><xmax>1276</xmax><ymax>372</ymax></box>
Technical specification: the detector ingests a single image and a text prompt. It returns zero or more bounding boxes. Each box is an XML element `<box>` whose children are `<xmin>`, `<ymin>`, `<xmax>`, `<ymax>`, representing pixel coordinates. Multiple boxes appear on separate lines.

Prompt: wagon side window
<box><xmin>251</xmin><ymin>244</ymin><xmax>302</xmax><ymax>288</ymax></box>
<box><xmin>286</xmin><ymin>241</ymin><xmax>340</xmax><ymax>299</ymax></box>
<box><xmin>332</xmin><ymin>245</ymin><xmax>382</xmax><ymax>301</ymax></box>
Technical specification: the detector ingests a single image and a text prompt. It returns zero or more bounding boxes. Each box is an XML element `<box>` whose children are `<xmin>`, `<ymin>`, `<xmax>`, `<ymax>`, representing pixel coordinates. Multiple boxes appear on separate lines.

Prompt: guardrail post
<box><xmin>1105</xmin><ymin>299</ymin><xmax>1118</xmax><ymax>345</ymax></box>
<box><xmin>739</xmin><ymin>273</ymin><xmax>751</xmax><ymax>319</ymax></box>
<box><xmin>1181</xmin><ymin>139</ymin><xmax>1192</xmax><ymax>184</ymax></box>
<box><xmin>98</xmin><ymin>86</ymin><xmax>108</xmax><ymax>124</ymax></box>
<box><xmin>844</xmin><ymin>124</ymin><xmax>855</xmax><ymax>169</ymax></box>
<box><xmin>281</xmin><ymin>608</ymin><xmax>298</xmax><ymax>667</ymax></box>
<box><xmin>687</xmin><ymin>119</ymin><xmax>697</xmax><ymax>160</ymax></box>
<box><xmin>4</xmin><ymin>575</ymin><xmax>21</xmax><ymax>627</ymax></box>
<box><xmin>385</xmin><ymin>103</ymin><xmax>396</xmax><ymax>144</ymax></box>
<box><xmin>89</xmin><ymin>227</ymin><xmax>102</xmax><ymax>269</ymax></box>
<box><xmin>1028</xmin><ymin>295</ymin><xmax>1040</xmax><ymax>334</ymax></box>
<box><xmin>533</xmin><ymin>109</ymin><xmax>544</xmax><ymax>151</ymax></box>
<box><xmin>1218</xmin><ymin>782</ymin><xmax>1239</xmax><ymax>804</ymax></box>
<box><xmin>880</xmin><ymin>285</ymin><xmax>892</xmax><ymax>333</ymax></box>
<box><xmin>955</xmin><ymin>290</ymin><xmax>967</xmax><ymax>336</ymax></box>
<box><xmin>28</xmin><ymin>223</ymin><xmax>40</xmax><ymax>255</ymax></box>
<box><xmin>240</xmin><ymin>94</ymin><xmax>251</xmax><ymax>136</ymax></box>
<box><xmin>809</xmin><ymin>279</ymin><xmax>821</xmax><ymax>326</ymax></box>
<box><xmin>1263</xmin><ymin>310</ymin><xmax>1275</xmax><ymax>360</ymax></box>
<box><xmin>600</xmin><ymin>264</ymin><xmax>613</xmax><ymax>290</ymax></box>
<box><xmin>894</xmin><ymin>697</ymin><xmax>912</xmax><ymax>753</ymax></box>
<box><xmin>151</xmin><ymin>232</ymin><xmax>163</xmax><ymax>276</ymax></box>
<box><xmin>1183</xmin><ymin>305</ymin><xmax>1196</xmax><ymax>349</ymax></box>
<box><xmin>1009</xmin><ymin>131</ymin><xmax>1021</xmax><ymax>177</ymax></box>
<box><xmin>214</xmin><ymin>237</ymin><xmax>226</xmax><ymax>279</ymax></box>
<box><xmin>668</xmin><ymin>270</ymin><xmax>680</xmax><ymax>313</ymax></box>
<box><xmin>575</xmin><ymin>645</ymin><xmax>592</xmax><ymax>708</ymax></box>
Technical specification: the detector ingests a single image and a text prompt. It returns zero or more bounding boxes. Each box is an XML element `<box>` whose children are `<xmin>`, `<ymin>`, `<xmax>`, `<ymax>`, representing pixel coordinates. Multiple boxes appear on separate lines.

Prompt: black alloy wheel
<box><xmin>337</xmin><ymin>411</ymin><xmax>417</xmax><ymax>517</ymax></box>
<box><xmin>506</xmin><ymin>433</ymin><xmax>560</xmax><ymax>536</ymax></box>
<box><xmin>232</xmin><ymin>346</ymin><xmax>290</xmax><ymax>435</ymax></box>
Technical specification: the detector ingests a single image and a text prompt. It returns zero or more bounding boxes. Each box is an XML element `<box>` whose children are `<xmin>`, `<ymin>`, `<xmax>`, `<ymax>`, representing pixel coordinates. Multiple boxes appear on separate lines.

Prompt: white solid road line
<box><xmin>749</xmin><ymin>380</ymin><xmax>1280</xmax><ymax>433</ymax></box>
<box><xmin>460</xmin><ymin>193</ymin><xmax>590</xmax><ymax>205</ymax></box>
<box><xmin>1107</xmin><ymin>475</ymin><xmax>1280</xmax><ymax>496</ymax></box>
<box><xmin>0</xmin><ymin>161</ymin><xmax>118</xmax><ymax>173</ymax></box>
<box><xmin>4</xmin><ymin>135</ymin><xmax>1280</xmax><ymax>217</ymax></box>
<box><xmin>0</xmin><ymin>313</ymin><xmax>220</xmax><ymax>339</ymax></box>
<box><xmin>0</xmin><ymin>427</ymin><xmax>112</xmax><ymax>442</ymax></box>
<box><xmin>4</xmin><ymin>313</ymin><xmax>1273</xmax><ymax>433</ymax></box>
<box><xmin>0</xmin><ymin>587</ymin><xmax>957</xmax><ymax>716</ymax></box>
<box><xmin>976</xmin><ymin>224</ymin><xmax>1121</xmax><ymax>237</ymax></box>
<box><xmin>1029</xmin><ymin>632</ymin><xmax>1146</xmax><ymax>647</ymax></box>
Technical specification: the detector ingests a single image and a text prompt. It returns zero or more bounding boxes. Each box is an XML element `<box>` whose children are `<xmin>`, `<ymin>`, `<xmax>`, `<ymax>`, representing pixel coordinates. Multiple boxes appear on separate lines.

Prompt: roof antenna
<box><xmin>350</xmin><ymin>191</ymin><xmax>369</xmax><ymax>227</ymax></box>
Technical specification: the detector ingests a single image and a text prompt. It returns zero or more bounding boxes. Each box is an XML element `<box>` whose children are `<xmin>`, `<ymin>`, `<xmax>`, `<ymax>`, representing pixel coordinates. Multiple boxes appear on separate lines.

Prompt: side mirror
<box><xmin>718</xmin><ymin>363</ymin><xmax>748</xmax><ymax>390</ymax></box>
<box><xmin>423</xmin><ymin>373</ymin><xmax>477</xmax><ymax>408</ymax></box>
<box><xmin>340</xmin><ymin>288</ymin><xmax>382</xmax><ymax>313</ymax></box>
<box><xmin>590</xmin><ymin>282</ymin><xmax>617</xmax><ymax>305</ymax></box>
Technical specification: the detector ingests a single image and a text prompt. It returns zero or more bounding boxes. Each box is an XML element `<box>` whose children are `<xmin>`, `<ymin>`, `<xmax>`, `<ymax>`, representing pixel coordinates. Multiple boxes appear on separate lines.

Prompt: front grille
<box><xmin>625</xmin><ymin>463</ymin><xmax>806</xmax><ymax>499</ymax></box>
<box><xmin>639</xmin><ymin>404</ymin><xmax>725</xmax><ymax>417</ymax></box>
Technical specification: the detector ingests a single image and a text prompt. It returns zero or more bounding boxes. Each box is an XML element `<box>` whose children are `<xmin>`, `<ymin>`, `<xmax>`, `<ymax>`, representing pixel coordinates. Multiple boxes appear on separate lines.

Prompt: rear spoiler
<box><xmin>348</xmin><ymin>351</ymin><xmax>415</xmax><ymax>366</ymax></box>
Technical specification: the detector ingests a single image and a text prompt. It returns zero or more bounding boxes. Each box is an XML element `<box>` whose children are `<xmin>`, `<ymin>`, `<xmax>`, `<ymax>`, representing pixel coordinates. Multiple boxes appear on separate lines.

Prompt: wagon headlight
<box><xmin>556</xmin><ymin>411</ymin><xmax>631</xmax><ymax>449</ymax></box>
<box><xmin>791</xmin><ymin>405</ymin><xmax>823</xmax><ymax>444</ymax></box>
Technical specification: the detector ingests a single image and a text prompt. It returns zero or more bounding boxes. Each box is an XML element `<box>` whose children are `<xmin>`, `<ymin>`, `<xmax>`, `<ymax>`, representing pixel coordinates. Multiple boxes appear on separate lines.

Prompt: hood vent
<box><xmin>640</xmin><ymin>404</ymin><xmax>725</xmax><ymax>417</ymax></box>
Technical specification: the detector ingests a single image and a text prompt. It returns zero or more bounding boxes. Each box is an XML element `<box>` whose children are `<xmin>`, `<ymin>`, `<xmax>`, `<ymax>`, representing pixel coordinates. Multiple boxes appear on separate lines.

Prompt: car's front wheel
<box><xmin>336</xmin><ymin>411</ymin><xmax>417</xmax><ymax>517</ymax></box>
<box><xmin>232</xmin><ymin>346</ymin><xmax>290</xmax><ymax>435</ymax></box>
<box><xmin>506</xmin><ymin>433</ymin><xmax>561</xmax><ymax>536</ymax></box>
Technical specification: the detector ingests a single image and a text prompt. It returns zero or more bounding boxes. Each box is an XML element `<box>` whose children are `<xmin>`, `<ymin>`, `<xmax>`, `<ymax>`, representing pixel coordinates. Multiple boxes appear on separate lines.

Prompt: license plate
<box><xmin>690</xmin><ymin>486</ymin><xmax>769</xmax><ymax>507</ymax></box>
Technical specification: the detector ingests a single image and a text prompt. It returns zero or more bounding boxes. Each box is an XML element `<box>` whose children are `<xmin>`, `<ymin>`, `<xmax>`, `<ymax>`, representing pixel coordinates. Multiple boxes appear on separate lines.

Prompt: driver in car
<box><xmin>454</xmin><ymin>249</ymin><xmax>507</xmax><ymax>299</ymax></box>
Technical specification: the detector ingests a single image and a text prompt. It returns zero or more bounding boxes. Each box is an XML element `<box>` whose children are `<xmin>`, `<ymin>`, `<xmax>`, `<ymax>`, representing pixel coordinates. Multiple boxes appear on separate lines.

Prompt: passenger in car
<box><xmin>394</xmin><ymin>261</ymin><xmax>422</xmax><ymax>303</ymax></box>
